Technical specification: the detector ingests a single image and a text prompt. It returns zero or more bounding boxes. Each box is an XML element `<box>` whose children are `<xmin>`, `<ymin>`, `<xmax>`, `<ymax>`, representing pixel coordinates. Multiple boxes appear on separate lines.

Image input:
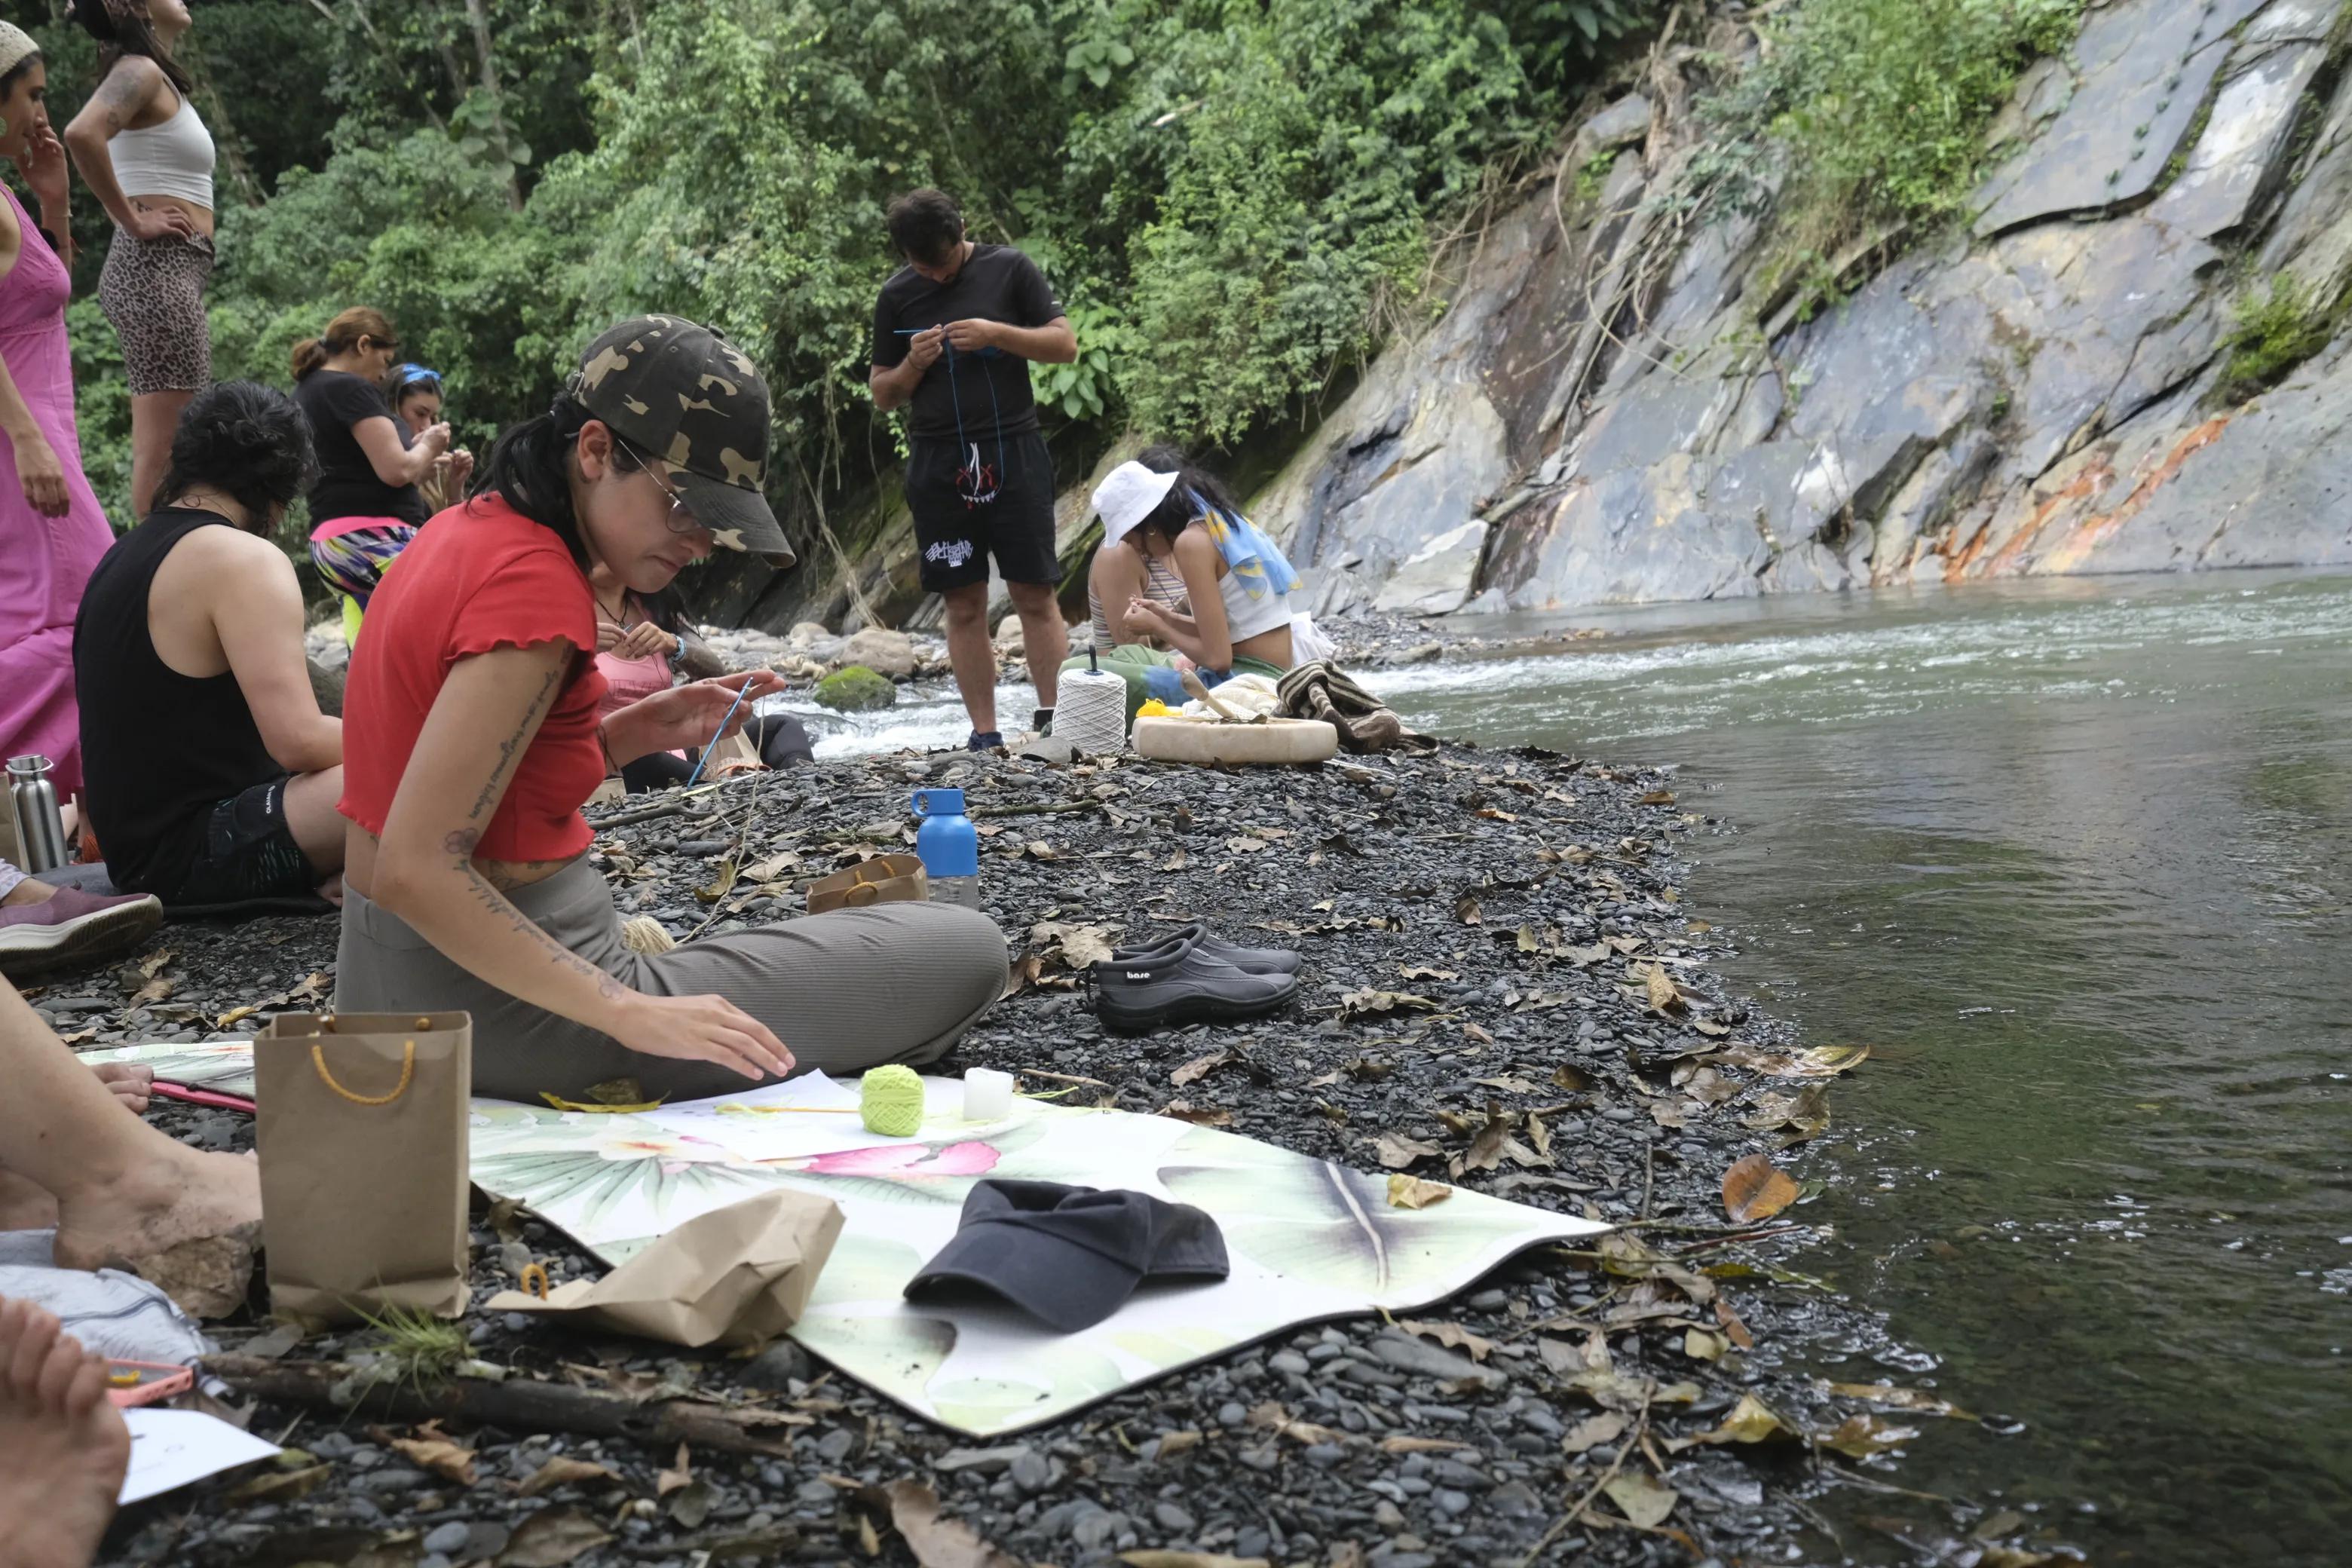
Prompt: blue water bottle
<box><xmin>912</xmin><ymin>788</ymin><xmax>982</xmax><ymax>911</ymax></box>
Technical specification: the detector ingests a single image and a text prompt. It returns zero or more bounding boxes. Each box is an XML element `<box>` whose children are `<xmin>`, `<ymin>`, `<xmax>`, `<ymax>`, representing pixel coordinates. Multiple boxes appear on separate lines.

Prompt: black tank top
<box><xmin>73</xmin><ymin>509</ymin><xmax>283</xmax><ymax>894</ymax></box>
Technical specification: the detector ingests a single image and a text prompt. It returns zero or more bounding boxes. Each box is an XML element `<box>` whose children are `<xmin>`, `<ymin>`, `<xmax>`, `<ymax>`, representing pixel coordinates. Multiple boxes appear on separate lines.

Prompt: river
<box><xmin>784</xmin><ymin>568</ymin><xmax>2351</xmax><ymax>1564</ymax></box>
<box><xmin>1389</xmin><ymin>570</ymin><xmax>2352</xmax><ymax>1567</ymax></box>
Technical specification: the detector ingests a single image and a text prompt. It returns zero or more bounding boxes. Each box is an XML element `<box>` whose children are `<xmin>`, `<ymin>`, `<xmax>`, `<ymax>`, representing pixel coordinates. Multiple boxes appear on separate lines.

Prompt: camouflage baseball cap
<box><xmin>566</xmin><ymin>314</ymin><xmax>795</xmax><ymax>568</ymax></box>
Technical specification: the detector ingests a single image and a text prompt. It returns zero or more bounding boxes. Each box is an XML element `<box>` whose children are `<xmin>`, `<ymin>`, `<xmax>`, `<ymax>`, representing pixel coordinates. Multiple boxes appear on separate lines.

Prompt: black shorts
<box><xmin>160</xmin><ymin>776</ymin><xmax>319</xmax><ymax>906</ymax></box>
<box><xmin>907</xmin><ymin>430</ymin><xmax>1058</xmax><ymax>592</ymax></box>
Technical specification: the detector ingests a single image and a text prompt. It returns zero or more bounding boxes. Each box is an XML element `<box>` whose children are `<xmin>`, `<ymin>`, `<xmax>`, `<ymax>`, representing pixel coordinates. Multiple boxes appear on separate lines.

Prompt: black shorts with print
<box><xmin>159</xmin><ymin>776</ymin><xmax>319</xmax><ymax>907</ymax></box>
<box><xmin>906</xmin><ymin>430</ymin><xmax>1059</xmax><ymax>593</ymax></box>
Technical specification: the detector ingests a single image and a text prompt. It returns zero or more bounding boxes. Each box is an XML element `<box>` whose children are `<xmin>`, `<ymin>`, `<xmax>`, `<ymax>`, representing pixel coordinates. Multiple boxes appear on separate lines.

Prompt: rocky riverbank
<box><xmin>25</xmin><ymin>743</ymin><xmax>2062</xmax><ymax>1568</ymax></box>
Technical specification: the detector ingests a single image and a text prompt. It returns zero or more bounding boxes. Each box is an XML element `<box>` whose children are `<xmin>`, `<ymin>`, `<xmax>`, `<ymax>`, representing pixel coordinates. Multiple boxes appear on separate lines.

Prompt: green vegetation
<box><xmin>1695</xmin><ymin>0</ymin><xmax>2085</xmax><ymax>314</ymax></box>
<box><xmin>814</xmin><ymin>666</ymin><xmax>899</xmax><ymax>713</ymax></box>
<box><xmin>4</xmin><ymin>0</ymin><xmax>1649</xmax><ymax>531</ymax></box>
<box><xmin>2216</xmin><ymin>275</ymin><xmax>2341</xmax><ymax>403</ymax></box>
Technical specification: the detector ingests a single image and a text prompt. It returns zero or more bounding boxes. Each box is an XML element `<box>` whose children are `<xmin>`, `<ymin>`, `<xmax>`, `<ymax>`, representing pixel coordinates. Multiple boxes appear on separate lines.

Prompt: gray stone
<box><xmin>2148</xmin><ymin>32</ymin><xmax>2329</xmax><ymax>239</ymax></box>
<box><xmin>421</xmin><ymin>1522</ymin><xmax>471</xmax><ymax>1555</ymax></box>
<box><xmin>1973</xmin><ymin>0</ymin><xmax>2271</xmax><ymax>236</ymax></box>
<box><xmin>933</xmin><ymin>1444</ymin><xmax>1032</xmax><ymax>1475</ymax></box>
<box><xmin>838</xmin><ymin>626</ymin><xmax>917</xmax><ymax>678</ymax></box>
<box><xmin>1008</xmin><ymin>1448</ymin><xmax>1054</xmax><ymax>1492</ymax></box>
<box><xmin>1372</xmin><ymin>520</ymin><xmax>1488</xmax><ymax>617</ymax></box>
<box><xmin>737</xmin><ymin>1339</ymin><xmax>812</xmax><ymax>1392</ymax></box>
<box><xmin>1579</xmin><ymin>93</ymin><xmax>1652</xmax><ymax>150</ymax></box>
<box><xmin>1152</xmin><ymin>1501</ymin><xmax>1198</xmax><ymax>1533</ymax></box>
<box><xmin>1368</xmin><ymin>1330</ymin><xmax>1507</xmax><ymax>1390</ymax></box>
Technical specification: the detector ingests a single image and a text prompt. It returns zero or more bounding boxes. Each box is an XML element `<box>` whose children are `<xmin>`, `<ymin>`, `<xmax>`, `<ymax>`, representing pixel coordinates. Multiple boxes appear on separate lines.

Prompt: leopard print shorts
<box><xmin>97</xmin><ymin>228</ymin><xmax>215</xmax><ymax>396</ymax></box>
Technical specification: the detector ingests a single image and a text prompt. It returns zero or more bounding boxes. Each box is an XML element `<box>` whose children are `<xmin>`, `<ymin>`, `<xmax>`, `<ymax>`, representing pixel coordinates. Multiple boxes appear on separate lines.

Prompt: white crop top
<box><xmin>109</xmin><ymin>96</ymin><xmax>214</xmax><ymax>212</ymax></box>
<box><xmin>1218</xmin><ymin>563</ymin><xmax>1293</xmax><ymax>643</ymax></box>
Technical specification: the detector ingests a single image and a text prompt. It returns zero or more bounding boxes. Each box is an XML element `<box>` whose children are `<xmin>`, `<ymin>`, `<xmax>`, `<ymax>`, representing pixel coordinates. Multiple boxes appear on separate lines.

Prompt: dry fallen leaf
<box><xmin>1030</xmin><ymin>920</ymin><xmax>1116</xmax><ymax>970</ymax></box>
<box><xmin>871</xmin><ymin>1479</ymin><xmax>1025</xmax><ymax>1568</ymax></box>
<box><xmin>214</xmin><ymin>1003</ymin><xmax>260</xmax><ymax>1031</ymax></box>
<box><xmin>515</xmin><ymin>1456</ymin><xmax>621</xmax><ymax>1498</ymax></box>
<box><xmin>1171</xmin><ymin>1047</ymin><xmax>1238</xmax><ymax>1087</ymax></box>
<box><xmin>1386</xmin><ymin>1174</ymin><xmax>1453</xmax><ymax>1210</ymax></box>
<box><xmin>1024</xmin><ymin>841</ymin><xmax>1058</xmax><ymax>861</ymax></box>
<box><xmin>1714</xmin><ymin>1297</ymin><xmax>1755</xmax><ymax>1351</ymax></box>
<box><xmin>1560</xmin><ymin>1411</ymin><xmax>1625</xmax><ymax>1453</ymax></box>
<box><xmin>1246</xmin><ymin>1401</ymin><xmax>1343</xmax><ymax>1447</ymax></box>
<box><xmin>496</xmin><ymin>1505</ymin><xmax>613</xmax><ymax>1568</ymax></box>
<box><xmin>1720</xmin><ymin>1152</ymin><xmax>1802</xmax><ymax>1222</ymax></box>
<box><xmin>1224</xmin><ymin>836</ymin><xmax>1268</xmax><ymax>854</ymax></box>
<box><xmin>225</xmin><ymin>1464</ymin><xmax>329</xmax><ymax>1504</ymax></box>
<box><xmin>1643</xmin><ymin>964</ymin><xmax>1685</xmax><ymax>1013</ymax></box>
<box><xmin>1338</xmin><ymin>988</ymin><xmax>1438</xmax><ymax>1021</ymax></box>
<box><xmin>1824</xmin><ymin>1382</ymin><xmax>1972</xmax><ymax>1419</ymax></box>
<box><xmin>1119</xmin><ymin>1553</ymin><xmax>1273</xmax><ymax>1568</ymax></box>
<box><xmin>1603</xmin><ymin>1471</ymin><xmax>1678</xmax><ymax>1527</ymax></box>
<box><xmin>1156</xmin><ymin>1101</ymin><xmax>1233</xmax><ymax>1126</ymax></box>
<box><xmin>655</xmin><ymin>1441</ymin><xmax>693</xmax><ymax>1497</ymax></box>
<box><xmin>1377</xmin><ymin>1435</ymin><xmax>1478</xmax><ymax>1455</ymax></box>
<box><xmin>1674</xmin><ymin>1392</ymin><xmax>1801</xmax><ymax>1450</ymax></box>
<box><xmin>1683</xmin><ymin>1327</ymin><xmax>1727</xmax><ymax>1361</ymax></box>
<box><xmin>1396</xmin><ymin>1320</ymin><xmax>1496</xmax><ymax>1361</ymax></box>
<box><xmin>1819</xmin><ymin>1413</ymin><xmax>1920</xmax><ymax>1458</ymax></box>
<box><xmin>390</xmin><ymin>1429</ymin><xmax>478</xmax><ymax>1487</ymax></box>
<box><xmin>1453</xmin><ymin>892</ymin><xmax>1483</xmax><ymax>924</ymax></box>
<box><xmin>1374</xmin><ymin>1132</ymin><xmax>1444</xmax><ymax>1169</ymax></box>
<box><xmin>1153</xmin><ymin>1429</ymin><xmax>1205</xmax><ymax>1459</ymax></box>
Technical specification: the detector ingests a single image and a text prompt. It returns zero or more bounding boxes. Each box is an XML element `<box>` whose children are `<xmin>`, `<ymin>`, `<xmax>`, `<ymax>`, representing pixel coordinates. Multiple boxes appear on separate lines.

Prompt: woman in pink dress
<box><xmin>0</xmin><ymin>25</ymin><xmax>116</xmax><ymax>802</ymax></box>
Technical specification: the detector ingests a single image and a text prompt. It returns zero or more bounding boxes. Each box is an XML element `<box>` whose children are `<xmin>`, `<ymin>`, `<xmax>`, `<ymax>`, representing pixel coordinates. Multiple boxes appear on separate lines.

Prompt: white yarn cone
<box><xmin>1058</xmin><ymin>663</ymin><xmax>1130</xmax><ymax>755</ymax></box>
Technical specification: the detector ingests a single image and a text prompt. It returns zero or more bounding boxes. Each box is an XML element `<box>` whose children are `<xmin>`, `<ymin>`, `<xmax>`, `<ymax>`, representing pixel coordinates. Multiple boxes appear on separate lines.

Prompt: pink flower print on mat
<box><xmin>770</xmin><ymin>1140</ymin><xmax>1000</xmax><ymax>1178</ymax></box>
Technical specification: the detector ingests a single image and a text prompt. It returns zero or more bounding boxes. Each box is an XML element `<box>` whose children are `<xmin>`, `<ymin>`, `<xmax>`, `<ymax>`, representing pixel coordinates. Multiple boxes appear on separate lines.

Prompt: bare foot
<box><xmin>91</xmin><ymin>1063</ymin><xmax>152</xmax><ymax>1115</ymax></box>
<box><xmin>0</xmin><ymin>880</ymin><xmax>53</xmax><ymax>909</ymax></box>
<box><xmin>314</xmin><ymin>872</ymin><xmax>344</xmax><ymax>908</ymax></box>
<box><xmin>0</xmin><ymin>1297</ymin><xmax>129</xmax><ymax>1568</ymax></box>
<box><xmin>51</xmin><ymin>1146</ymin><xmax>262</xmax><ymax>1281</ymax></box>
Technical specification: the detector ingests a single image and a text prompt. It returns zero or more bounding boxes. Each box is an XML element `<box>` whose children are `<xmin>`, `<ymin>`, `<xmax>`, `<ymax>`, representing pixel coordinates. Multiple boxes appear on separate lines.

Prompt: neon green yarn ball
<box><xmin>860</xmin><ymin>1064</ymin><xmax>926</xmax><ymax>1137</ymax></box>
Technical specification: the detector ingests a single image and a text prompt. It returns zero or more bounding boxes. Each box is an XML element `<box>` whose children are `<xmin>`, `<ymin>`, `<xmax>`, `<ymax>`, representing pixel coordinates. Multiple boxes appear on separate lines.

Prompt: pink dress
<box><xmin>0</xmin><ymin>183</ymin><xmax>114</xmax><ymax>798</ymax></box>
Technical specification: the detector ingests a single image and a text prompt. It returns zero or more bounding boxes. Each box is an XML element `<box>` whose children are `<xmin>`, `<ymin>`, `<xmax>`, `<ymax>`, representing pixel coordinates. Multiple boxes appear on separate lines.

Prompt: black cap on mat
<box><xmin>903</xmin><ymin>1179</ymin><xmax>1229</xmax><ymax>1332</ymax></box>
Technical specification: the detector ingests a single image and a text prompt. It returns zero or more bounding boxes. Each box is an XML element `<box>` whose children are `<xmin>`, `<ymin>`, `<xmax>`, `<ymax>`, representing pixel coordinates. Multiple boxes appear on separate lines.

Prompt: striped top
<box><xmin>1090</xmin><ymin>553</ymin><xmax>1189</xmax><ymax>645</ymax></box>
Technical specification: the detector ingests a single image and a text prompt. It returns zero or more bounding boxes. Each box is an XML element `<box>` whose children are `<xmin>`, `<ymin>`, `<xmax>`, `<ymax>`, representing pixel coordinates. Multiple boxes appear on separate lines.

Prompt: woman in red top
<box><xmin>335</xmin><ymin>315</ymin><xmax>1006</xmax><ymax>1102</ymax></box>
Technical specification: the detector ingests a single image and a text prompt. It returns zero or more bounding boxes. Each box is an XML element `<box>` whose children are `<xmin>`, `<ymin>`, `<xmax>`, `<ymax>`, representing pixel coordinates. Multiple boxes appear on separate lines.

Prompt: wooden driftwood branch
<box><xmin>204</xmin><ymin>1357</ymin><xmax>801</xmax><ymax>1458</ymax></box>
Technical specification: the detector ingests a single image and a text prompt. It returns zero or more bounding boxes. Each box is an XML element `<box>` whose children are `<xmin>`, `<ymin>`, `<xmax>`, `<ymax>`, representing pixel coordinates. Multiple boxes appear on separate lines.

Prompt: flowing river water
<box><xmin>785</xmin><ymin>568</ymin><xmax>2351</xmax><ymax>1564</ymax></box>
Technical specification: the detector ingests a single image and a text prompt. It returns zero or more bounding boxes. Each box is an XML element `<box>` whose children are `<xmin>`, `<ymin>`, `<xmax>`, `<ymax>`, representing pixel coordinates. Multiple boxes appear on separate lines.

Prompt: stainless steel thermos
<box><xmin>6</xmin><ymin>755</ymin><xmax>69</xmax><ymax>873</ymax></box>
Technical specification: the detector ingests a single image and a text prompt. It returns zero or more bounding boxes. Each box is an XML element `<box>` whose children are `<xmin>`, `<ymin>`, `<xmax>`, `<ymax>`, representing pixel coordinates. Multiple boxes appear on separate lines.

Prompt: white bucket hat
<box><xmin>1092</xmin><ymin>461</ymin><xmax>1181</xmax><ymax>546</ymax></box>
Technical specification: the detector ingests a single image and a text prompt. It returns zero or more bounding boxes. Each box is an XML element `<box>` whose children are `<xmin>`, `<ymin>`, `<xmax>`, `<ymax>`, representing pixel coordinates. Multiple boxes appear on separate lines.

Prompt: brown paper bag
<box><xmin>256</xmin><ymin>1011</ymin><xmax>473</xmax><ymax>1327</ymax></box>
<box><xmin>482</xmin><ymin>1189</ymin><xmax>842</xmax><ymax>1349</ymax></box>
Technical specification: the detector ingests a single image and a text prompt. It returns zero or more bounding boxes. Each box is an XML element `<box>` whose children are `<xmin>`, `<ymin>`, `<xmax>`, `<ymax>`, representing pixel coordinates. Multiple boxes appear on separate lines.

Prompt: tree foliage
<box><xmin>0</xmin><ymin>0</ymin><xmax>1644</xmax><ymax>531</ymax></box>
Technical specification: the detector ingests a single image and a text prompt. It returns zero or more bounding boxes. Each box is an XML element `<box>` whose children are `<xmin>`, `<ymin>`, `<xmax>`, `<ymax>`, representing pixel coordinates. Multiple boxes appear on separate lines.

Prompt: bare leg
<box><xmin>1006</xmin><ymin>580</ymin><xmax>1069</xmax><ymax>713</ymax></box>
<box><xmin>128</xmin><ymin>390</ymin><xmax>194</xmax><ymax>518</ymax></box>
<box><xmin>0</xmin><ymin>881</ymin><xmax>51</xmax><ymax>908</ymax></box>
<box><xmin>0</xmin><ymin>1298</ymin><xmax>130</xmax><ymax>1568</ymax></box>
<box><xmin>0</xmin><ymin>978</ymin><xmax>259</xmax><ymax>1275</ymax></box>
<box><xmin>281</xmin><ymin>767</ymin><xmax>349</xmax><ymax>890</ymax></box>
<box><xmin>940</xmin><ymin>583</ymin><xmax>998</xmax><ymax>737</ymax></box>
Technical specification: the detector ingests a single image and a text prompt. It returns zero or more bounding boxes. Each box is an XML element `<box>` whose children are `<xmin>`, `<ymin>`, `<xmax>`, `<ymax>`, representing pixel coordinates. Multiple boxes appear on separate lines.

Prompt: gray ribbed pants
<box><xmin>334</xmin><ymin>860</ymin><xmax>1007</xmax><ymax>1103</ymax></box>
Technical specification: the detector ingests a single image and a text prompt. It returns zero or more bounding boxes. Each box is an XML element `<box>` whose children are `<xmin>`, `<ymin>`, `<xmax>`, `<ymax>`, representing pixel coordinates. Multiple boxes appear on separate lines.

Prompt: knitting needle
<box><xmin>681</xmin><ymin>679</ymin><xmax>755</xmax><ymax>789</ymax></box>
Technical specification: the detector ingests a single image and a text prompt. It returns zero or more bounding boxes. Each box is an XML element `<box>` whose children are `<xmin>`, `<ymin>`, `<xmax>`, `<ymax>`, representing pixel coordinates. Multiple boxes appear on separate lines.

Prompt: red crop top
<box><xmin>338</xmin><ymin>495</ymin><xmax>610</xmax><ymax>862</ymax></box>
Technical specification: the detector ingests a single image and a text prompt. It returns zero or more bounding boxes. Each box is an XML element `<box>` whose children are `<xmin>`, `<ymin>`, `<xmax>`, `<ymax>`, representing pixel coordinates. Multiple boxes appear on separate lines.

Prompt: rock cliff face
<box><xmin>1254</xmin><ymin>0</ymin><xmax>2352</xmax><ymax>617</ymax></box>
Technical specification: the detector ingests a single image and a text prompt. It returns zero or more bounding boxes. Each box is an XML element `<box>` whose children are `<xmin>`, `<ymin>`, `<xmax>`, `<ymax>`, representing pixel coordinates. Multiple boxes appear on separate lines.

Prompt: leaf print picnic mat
<box><xmin>86</xmin><ymin>1043</ymin><xmax>1605</xmax><ymax>1435</ymax></box>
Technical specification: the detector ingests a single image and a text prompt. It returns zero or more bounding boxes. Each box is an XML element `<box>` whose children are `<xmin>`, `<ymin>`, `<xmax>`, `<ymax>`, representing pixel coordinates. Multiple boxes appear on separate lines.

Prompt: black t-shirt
<box><xmin>296</xmin><ymin>369</ymin><xmax>429</xmax><ymax>528</ymax></box>
<box><xmin>871</xmin><ymin>243</ymin><xmax>1064</xmax><ymax>444</ymax></box>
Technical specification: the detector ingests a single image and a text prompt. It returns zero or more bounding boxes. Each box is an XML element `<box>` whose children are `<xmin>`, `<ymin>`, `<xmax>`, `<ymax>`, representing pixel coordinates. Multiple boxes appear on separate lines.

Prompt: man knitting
<box><xmin>868</xmin><ymin>189</ymin><xmax>1076</xmax><ymax>750</ymax></box>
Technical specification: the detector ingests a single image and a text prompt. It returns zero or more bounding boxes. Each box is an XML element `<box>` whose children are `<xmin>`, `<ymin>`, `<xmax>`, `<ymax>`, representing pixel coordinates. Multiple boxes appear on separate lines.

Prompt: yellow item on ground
<box><xmin>1135</xmin><ymin>698</ymin><xmax>1173</xmax><ymax>718</ymax></box>
<box><xmin>859</xmin><ymin>1064</ymin><xmax>926</xmax><ymax>1135</ymax></box>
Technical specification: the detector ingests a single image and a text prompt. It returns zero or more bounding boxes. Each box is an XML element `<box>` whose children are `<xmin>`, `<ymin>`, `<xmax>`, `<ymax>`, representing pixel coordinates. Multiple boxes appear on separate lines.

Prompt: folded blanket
<box><xmin>1276</xmin><ymin>660</ymin><xmax>1437</xmax><ymax>754</ymax></box>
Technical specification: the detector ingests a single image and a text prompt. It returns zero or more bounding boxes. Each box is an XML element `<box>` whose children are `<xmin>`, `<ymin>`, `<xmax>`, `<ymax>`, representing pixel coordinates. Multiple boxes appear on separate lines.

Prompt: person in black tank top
<box><xmin>73</xmin><ymin>382</ymin><xmax>347</xmax><ymax>907</ymax></box>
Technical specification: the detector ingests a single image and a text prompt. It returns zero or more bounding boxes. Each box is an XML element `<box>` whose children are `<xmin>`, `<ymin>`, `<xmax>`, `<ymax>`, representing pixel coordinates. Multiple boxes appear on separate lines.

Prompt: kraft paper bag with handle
<box><xmin>256</xmin><ymin>1012</ymin><xmax>473</xmax><ymax>1327</ymax></box>
<box><xmin>485</xmin><ymin>1189</ymin><xmax>843</xmax><ymax>1350</ymax></box>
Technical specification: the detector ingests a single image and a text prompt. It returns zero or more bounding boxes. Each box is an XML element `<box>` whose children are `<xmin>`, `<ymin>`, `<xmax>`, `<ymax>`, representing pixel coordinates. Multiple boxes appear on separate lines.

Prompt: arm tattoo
<box><xmin>96</xmin><ymin>66</ymin><xmax>148</xmax><ymax>136</ymax></box>
<box><xmin>469</xmin><ymin>663</ymin><xmax>565</xmax><ymax>822</ymax></box>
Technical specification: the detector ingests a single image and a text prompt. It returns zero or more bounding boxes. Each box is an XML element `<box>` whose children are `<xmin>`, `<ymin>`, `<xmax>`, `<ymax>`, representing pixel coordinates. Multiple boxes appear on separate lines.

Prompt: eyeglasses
<box><xmin>393</xmin><ymin>363</ymin><xmax>442</xmax><ymax>393</ymax></box>
<box><xmin>612</xmin><ymin>434</ymin><xmax>703</xmax><ymax>536</ymax></box>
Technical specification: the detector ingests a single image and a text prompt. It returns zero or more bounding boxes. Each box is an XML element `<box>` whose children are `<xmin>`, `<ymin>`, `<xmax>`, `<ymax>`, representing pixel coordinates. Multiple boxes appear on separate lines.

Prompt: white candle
<box><xmin>962</xmin><ymin>1067</ymin><xmax>1015</xmax><ymax>1120</ymax></box>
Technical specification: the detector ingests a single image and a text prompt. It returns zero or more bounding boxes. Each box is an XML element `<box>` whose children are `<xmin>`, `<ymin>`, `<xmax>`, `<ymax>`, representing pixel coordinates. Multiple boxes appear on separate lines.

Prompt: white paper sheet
<box><xmin>118</xmin><ymin>1407</ymin><xmax>281</xmax><ymax>1505</ymax></box>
